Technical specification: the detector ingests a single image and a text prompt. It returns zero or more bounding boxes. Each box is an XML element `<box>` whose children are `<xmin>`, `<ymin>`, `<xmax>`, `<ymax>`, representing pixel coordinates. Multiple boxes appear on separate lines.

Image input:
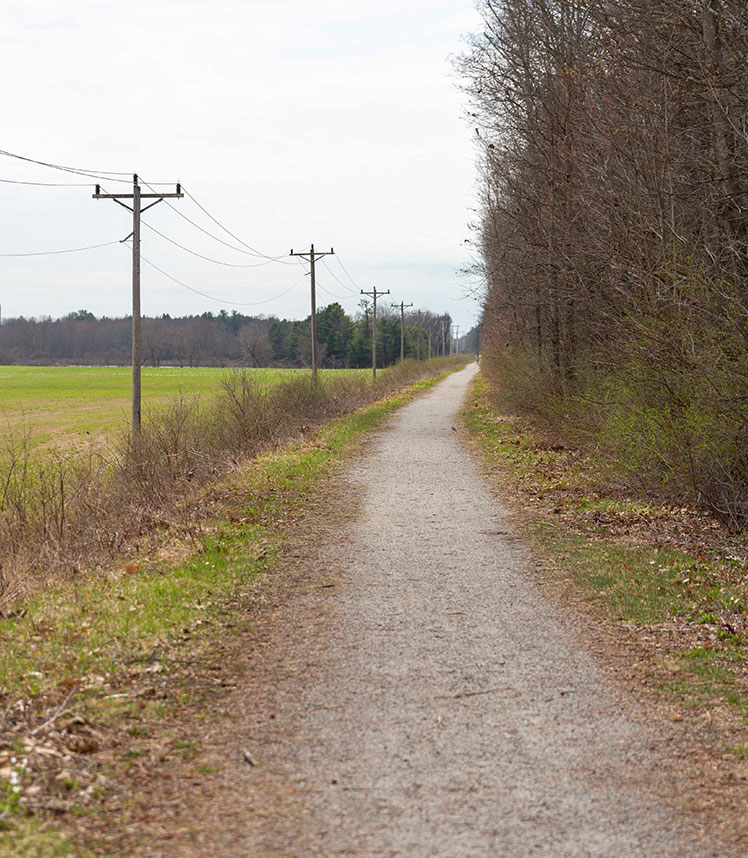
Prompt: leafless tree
<box><xmin>460</xmin><ymin>0</ymin><xmax>748</xmax><ymax>525</ymax></box>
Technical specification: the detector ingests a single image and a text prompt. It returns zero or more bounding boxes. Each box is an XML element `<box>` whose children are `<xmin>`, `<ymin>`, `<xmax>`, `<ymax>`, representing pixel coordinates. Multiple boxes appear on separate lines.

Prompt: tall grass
<box><xmin>0</xmin><ymin>358</ymin><xmax>468</xmax><ymax>606</ymax></box>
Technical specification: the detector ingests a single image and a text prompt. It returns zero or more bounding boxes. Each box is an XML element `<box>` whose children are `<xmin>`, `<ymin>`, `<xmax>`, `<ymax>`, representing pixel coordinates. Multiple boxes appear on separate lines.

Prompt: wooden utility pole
<box><xmin>360</xmin><ymin>287</ymin><xmax>389</xmax><ymax>379</ymax></box>
<box><xmin>93</xmin><ymin>174</ymin><xmax>182</xmax><ymax>436</ymax></box>
<box><xmin>290</xmin><ymin>244</ymin><xmax>334</xmax><ymax>379</ymax></box>
<box><xmin>391</xmin><ymin>300</ymin><xmax>413</xmax><ymax>361</ymax></box>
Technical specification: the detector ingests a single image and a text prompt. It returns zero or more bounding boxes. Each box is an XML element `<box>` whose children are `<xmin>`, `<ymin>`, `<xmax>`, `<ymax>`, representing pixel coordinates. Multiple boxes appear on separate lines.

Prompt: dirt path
<box><xmin>147</xmin><ymin>364</ymin><xmax>728</xmax><ymax>857</ymax></box>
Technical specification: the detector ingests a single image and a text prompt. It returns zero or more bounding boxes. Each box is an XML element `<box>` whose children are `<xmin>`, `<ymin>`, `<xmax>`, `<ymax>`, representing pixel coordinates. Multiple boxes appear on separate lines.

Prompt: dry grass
<box><xmin>0</xmin><ymin>358</ymin><xmax>468</xmax><ymax>608</ymax></box>
<box><xmin>0</xmin><ymin>361</ymin><xmax>465</xmax><ymax>855</ymax></box>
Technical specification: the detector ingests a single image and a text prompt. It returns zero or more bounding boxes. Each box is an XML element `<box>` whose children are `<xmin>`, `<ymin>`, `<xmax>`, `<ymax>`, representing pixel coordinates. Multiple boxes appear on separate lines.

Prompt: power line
<box><xmin>316</xmin><ymin>281</ymin><xmax>356</xmax><ymax>302</ymax></box>
<box><xmin>0</xmin><ymin>147</ymin><xmax>134</xmax><ymax>183</ymax></box>
<box><xmin>0</xmin><ymin>177</ymin><xmax>92</xmax><ymax>187</ymax></box>
<box><xmin>137</xmin><ymin>249</ymin><xmax>305</xmax><ymax>307</ymax></box>
<box><xmin>183</xmin><ymin>187</ymin><xmax>292</xmax><ymax>263</ymax></box>
<box><xmin>138</xmin><ymin>178</ymin><xmax>258</xmax><ymax>255</ymax></box>
<box><xmin>297</xmin><ymin>257</ymin><xmax>355</xmax><ymax>300</ymax></box>
<box><xmin>139</xmin><ymin>217</ymin><xmax>275</xmax><ymax>268</ymax></box>
<box><xmin>142</xmin><ymin>181</ymin><xmax>280</xmax><ymax>260</ymax></box>
<box><xmin>0</xmin><ymin>239</ymin><xmax>121</xmax><ymax>257</ymax></box>
<box><xmin>139</xmin><ymin>178</ymin><xmax>294</xmax><ymax>264</ymax></box>
<box><xmin>335</xmin><ymin>255</ymin><xmax>362</xmax><ymax>290</ymax></box>
<box><xmin>320</xmin><ymin>258</ymin><xmax>358</xmax><ymax>294</ymax></box>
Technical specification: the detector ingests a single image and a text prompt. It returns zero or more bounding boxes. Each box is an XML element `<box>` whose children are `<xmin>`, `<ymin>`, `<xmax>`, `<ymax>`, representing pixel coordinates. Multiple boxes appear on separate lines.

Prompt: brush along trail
<box><xmin>142</xmin><ymin>363</ymin><xmax>732</xmax><ymax>857</ymax></box>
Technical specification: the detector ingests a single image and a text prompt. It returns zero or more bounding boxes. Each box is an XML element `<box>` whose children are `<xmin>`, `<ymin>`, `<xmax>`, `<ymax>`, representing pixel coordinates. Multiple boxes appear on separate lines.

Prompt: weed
<box><xmin>123</xmin><ymin>748</ymin><xmax>145</xmax><ymax>762</ymax></box>
<box><xmin>0</xmin><ymin>758</ymin><xmax>27</xmax><ymax>829</ymax></box>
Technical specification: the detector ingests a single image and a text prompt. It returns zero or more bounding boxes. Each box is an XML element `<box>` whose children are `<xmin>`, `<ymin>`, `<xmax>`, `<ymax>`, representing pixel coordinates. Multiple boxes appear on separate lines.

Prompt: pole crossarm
<box><xmin>92</xmin><ymin>192</ymin><xmax>182</xmax><ymax>200</ymax></box>
<box><xmin>92</xmin><ymin>173</ymin><xmax>182</xmax><ymax>436</ymax></box>
<box><xmin>289</xmin><ymin>244</ymin><xmax>335</xmax><ymax>378</ymax></box>
<box><xmin>289</xmin><ymin>247</ymin><xmax>334</xmax><ymax>261</ymax></box>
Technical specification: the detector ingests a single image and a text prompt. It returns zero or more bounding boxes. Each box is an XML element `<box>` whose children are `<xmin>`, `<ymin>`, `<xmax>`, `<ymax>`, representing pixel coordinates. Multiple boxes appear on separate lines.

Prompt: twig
<box><xmin>436</xmin><ymin>686</ymin><xmax>510</xmax><ymax>700</ymax></box>
<box><xmin>28</xmin><ymin>689</ymin><xmax>75</xmax><ymax>737</ymax></box>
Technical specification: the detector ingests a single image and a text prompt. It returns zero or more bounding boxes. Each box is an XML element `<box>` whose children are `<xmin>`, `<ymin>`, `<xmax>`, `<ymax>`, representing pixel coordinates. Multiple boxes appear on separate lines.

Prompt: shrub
<box><xmin>0</xmin><ymin>358</ymin><xmax>469</xmax><ymax>606</ymax></box>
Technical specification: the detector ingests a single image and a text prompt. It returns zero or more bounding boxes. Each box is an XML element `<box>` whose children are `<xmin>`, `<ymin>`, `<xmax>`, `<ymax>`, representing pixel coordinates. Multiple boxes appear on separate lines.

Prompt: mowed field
<box><xmin>0</xmin><ymin>366</ymin><xmax>365</xmax><ymax>452</ymax></box>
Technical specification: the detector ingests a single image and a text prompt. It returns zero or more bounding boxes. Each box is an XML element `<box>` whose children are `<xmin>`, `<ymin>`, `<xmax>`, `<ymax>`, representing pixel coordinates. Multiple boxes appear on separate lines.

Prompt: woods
<box><xmin>0</xmin><ymin>304</ymin><xmax>453</xmax><ymax>369</ymax></box>
<box><xmin>461</xmin><ymin>0</ymin><xmax>748</xmax><ymax>526</ymax></box>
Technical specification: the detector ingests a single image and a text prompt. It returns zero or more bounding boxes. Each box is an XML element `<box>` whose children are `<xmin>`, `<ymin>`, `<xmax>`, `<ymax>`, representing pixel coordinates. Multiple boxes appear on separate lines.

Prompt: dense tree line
<box><xmin>269</xmin><ymin>303</ymin><xmax>453</xmax><ymax>367</ymax></box>
<box><xmin>0</xmin><ymin>310</ymin><xmax>275</xmax><ymax>367</ymax></box>
<box><xmin>0</xmin><ymin>305</ymin><xmax>453</xmax><ymax>369</ymax></box>
<box><xmin>461</xmin><ymin>1</ymin><xmax>748</xmax><ymax>525</ymax></box>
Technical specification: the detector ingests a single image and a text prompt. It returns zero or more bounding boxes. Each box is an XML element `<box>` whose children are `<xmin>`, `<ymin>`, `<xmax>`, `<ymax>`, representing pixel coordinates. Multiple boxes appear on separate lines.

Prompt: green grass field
<box><xmin>0</xmin><ymin>366</ymin><xmax>364</xmax><ymax>452</ymax></box>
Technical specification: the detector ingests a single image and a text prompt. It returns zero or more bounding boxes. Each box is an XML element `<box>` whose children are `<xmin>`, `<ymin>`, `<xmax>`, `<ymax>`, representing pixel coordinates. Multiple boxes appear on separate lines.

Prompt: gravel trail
<box><xmin>168</xmin><ymin>364</ymin><xmax>721</xmax><ymax>857</ymax></box>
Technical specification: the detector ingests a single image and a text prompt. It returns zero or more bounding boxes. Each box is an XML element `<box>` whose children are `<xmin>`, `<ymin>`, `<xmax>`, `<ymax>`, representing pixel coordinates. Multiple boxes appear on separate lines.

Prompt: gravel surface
<box><xmin>156</xmin><ymin>364</ymin><xmax>725</xmax><ymax>857</ymax></box>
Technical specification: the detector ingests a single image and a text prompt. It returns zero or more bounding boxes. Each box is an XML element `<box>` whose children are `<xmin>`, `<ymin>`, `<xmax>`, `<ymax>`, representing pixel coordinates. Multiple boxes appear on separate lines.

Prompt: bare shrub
<box><xmin>0</xmin><ymin>359</ymin><xmax>468</xmax><ymax>607</ymax></box>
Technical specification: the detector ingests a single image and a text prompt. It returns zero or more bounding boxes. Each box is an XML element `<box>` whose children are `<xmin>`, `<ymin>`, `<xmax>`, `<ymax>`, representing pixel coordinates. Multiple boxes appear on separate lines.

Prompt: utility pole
<box><xmin>391</xmin><ymin>300</ymin><xmax>413</xmax><ymax>362</ymax></box>
<box><xmin>93</xmin><ymin>174</ymin><xmax>182</xmax><ymax>436</ymax></box>
<box><xmin>452</xmin><ymin>325</ymin><xmax>461</xmax><ymax>355</ymax></box>
<box><xmin>360</xmin><ymin>287</ymin><xmax>390</xmax><ymax>379</ymax></box>
<box><xmin>290</xmin><ymin>244</ymin><xmax>335</xmax><ymax>379</ymax></box>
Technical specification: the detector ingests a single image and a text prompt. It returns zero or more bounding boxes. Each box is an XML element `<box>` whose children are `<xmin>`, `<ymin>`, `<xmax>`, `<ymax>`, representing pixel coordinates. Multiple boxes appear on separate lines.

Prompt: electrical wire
<box><xmin>0</xmin><ymin>149</ymin><xmax>177</xmax><ymax>187</ymax></box>
<box><xmin>316</xmin><ymin>281</ymin><xmax>356</xmax><ymax>302</ymax></box>
<box><xmin>139</xmin><ymin>218</ymin><xmax>275</xmax><ymax>269</ymax></box>
<box><xmin>0</xmin><ymin>239</ymin><xmax>121</xmax><ymax>257</ymax></box>
<box><xmin>139</xmin><ymin>178</ymin><xmax>294</xmax><ymax>264</ymax></box>
<box><xmin>140</xmin><ymin>180</ymin><xmax>270</xmax><ymax>258</ymax></box>
<box><xmin>320</xmin><ymin>258</ymin><xmax>358</xmax><ymax>294</ymax></box>
<box><xmin>294</xmin><ymin>257</ymin><xmax>355</xmax><ymax>302</ymax></box>
<box><xmin>136</xmin><ymin>249</ymin><xmax>304</xmax><ymax>308</ymax></box>
<box><xmin>0</xmin><ymin>177</ymin><xmax>92</xmax><ymax>187</ymax></box>
<box><xmin>0</xmin><ymin>148</ymin><xmax>134</xmax><ymax>184</ymax></box>
<box><xmin>335</xmin><ymin>255</ymin><xmax>362</xmax><ymax>291</ymax></box>
<box><xmin>182</xmin><ymin>187</ymin><xmax>291</xmax><ymax>263</ymax></box>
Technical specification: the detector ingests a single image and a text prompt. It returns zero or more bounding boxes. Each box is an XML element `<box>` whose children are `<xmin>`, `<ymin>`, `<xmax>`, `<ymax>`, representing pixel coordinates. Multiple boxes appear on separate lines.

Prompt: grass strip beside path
<box><xmin>462</xmin><ymin>374</ymin><xmax>748</xmax><ymax>735</ymax></box>
<box><xmin>0</xmin><ymin>368</ymin><xmax>459</xmax><ymax>856</ymax></box>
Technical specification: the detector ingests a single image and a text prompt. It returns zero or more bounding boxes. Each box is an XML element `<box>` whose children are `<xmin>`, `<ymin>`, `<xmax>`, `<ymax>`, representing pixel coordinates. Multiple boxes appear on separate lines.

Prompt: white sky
<box><xmin>1</xmin><ymin>0</ymin><xmax>482</xmax><ymax>333</ymax></box>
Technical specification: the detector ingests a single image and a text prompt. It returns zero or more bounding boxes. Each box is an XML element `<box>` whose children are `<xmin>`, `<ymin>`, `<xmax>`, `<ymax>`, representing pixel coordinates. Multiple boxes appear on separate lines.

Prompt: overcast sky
<box><xmin>1</xmin><ymin>0</ymin><xmax>482</xmax><ymax>333</ymax></box>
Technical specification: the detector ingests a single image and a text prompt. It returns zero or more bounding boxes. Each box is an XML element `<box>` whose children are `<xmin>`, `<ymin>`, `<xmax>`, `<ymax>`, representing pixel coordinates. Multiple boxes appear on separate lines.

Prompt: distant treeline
<box><xmin>0</xmin><ymin>305</ymin><xmax>453</xmax><ymax>368</ymax></box>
